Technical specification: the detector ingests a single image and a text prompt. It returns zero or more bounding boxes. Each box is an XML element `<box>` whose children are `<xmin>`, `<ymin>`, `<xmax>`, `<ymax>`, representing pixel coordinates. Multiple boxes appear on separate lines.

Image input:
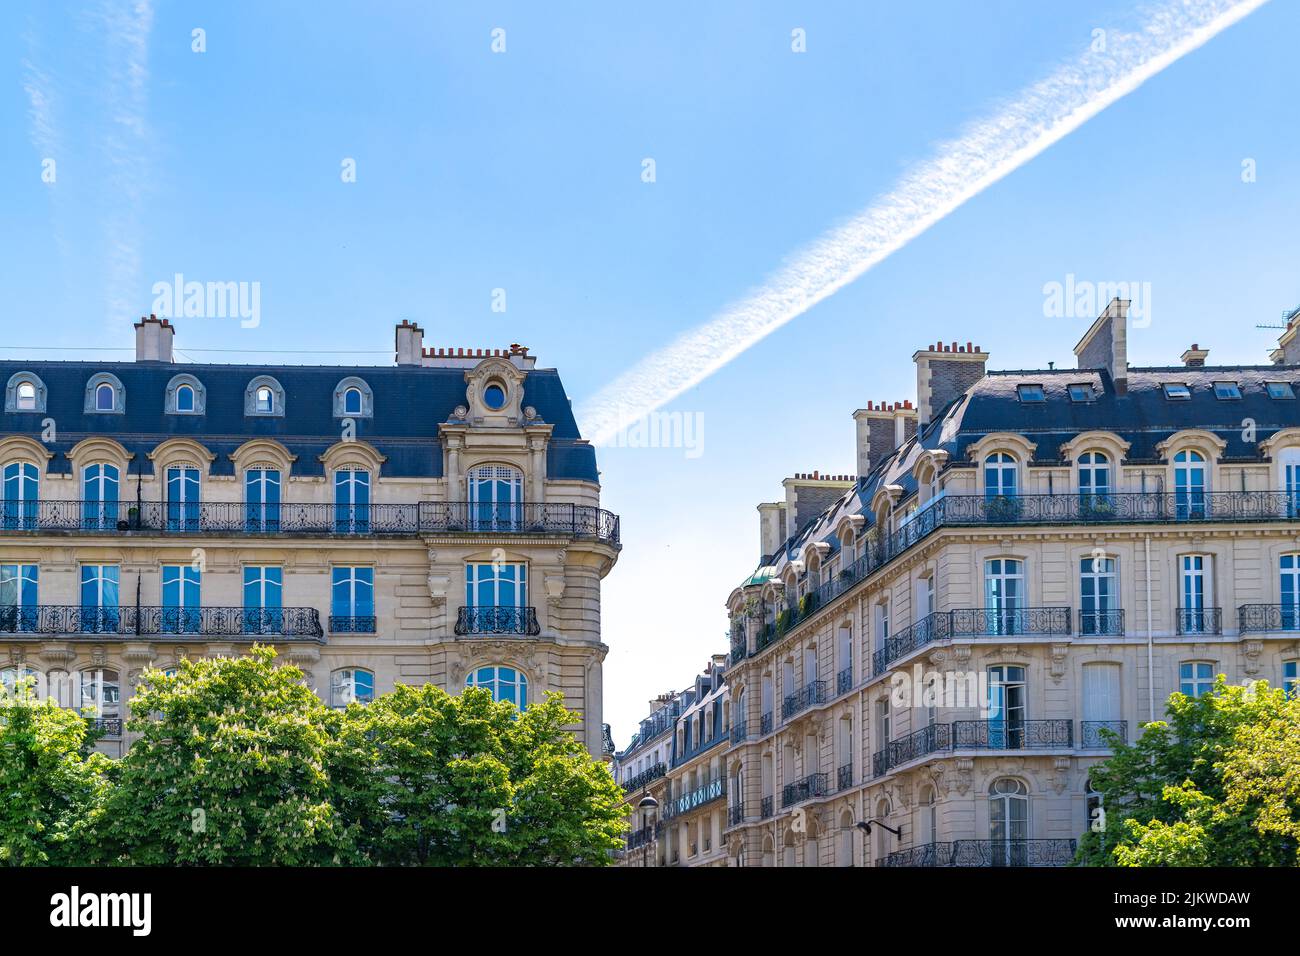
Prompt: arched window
<box><xmin>466</xmin><ymin>665</ymin><xmax>528</xmax><ymax>708</ymax></box>
<box><xmin>5</xmin><ymin>372</ymin><xmax>47</xmax><ymax>413</ymax></box>
<box><xmin>244</xmin><ymin>377</ymin><xmax>285</xmax><ymax>417</ymax></box>
<box><xmin>256</xmin><ymin>387</ymin><xmax>273</xmax><ymax>413</ymax></box>
<box><xmin>334</xmin><ymin>469</ymin><xmax>371</xmax><ymax>533</ymax></box>
<box><xmin>344</xmin><ymin>387</ymin><xmax>362</xmax><ymax>415</ymax></box>
<box><xmin>332</xmin><ymin>377</ymin><xmax>374</xmax><ymax>418</ymax></box>
<box><xmin>0</xmin><ymin>666</ymin><xmax>38</xmax><ymax>697</ymax></box>
<box><xmin>244</xmin><ymin>466</ymin><xmax>282</xmax><ymax>532</ymax></box>
<box><xmin>2</xmin><ymin>461</ymin><xmax>40</xmax><ymax>530</ymax></box>
<box><xmin>165</xmin><ymin>374</ymin><xmax>206</xmax><ymax>415</ymax></box>
<box><xmin>96</xmin><ymin>384</ymin><xmax>114</xmax><ymax>410</ymax></box>
<box><xmin>468</xmin><ymin>464</ymin><xmax>523</xmax><ymax>531</ymax></box>
<box><xmin>1179</xmin><ymin>661</ymin><xmax>1214</xmax><ymax>698</ymax></box>
<box><xmin>82</xmin><ymin>464</ymin><xmax>121</xmax><ymax>530</ymax></box>
<box><xmin>1078</xmin><ymin>451</ymin><xmax>1111</xmax><ymax>508</ymax></box>
<box><xmin>989</xmin><ymin>778</ymin><xmax>1029</xmax><ymax>864</ymax></box>
<box><xmin>984</xmin><ymin>452</ymin><xmax>1018</xmax><ymax>499</ymax></box>
<box><xmin>84</xmin><ymin>373</ymin><xmax>125</xmax><ymax>414</ymax></box>
<box><xmin>166</xmin><ymin>465</ymin><xmax>201</xmax><ymax>532</ymax></box>
<box><xmin>176</xmin><ymin>384</ymin><xmax>194</xmax><ymax>412</ymax></box>
<box><xmin>1173</xmin><ymin>449</ymin><xmax>1207</xmax><ymax>519</ymax></box>
<box><xmin>330</xmin><ymin>668</ymin><xmax>375</xmax><ymax>707</ymax></box>
<box><xmin>16</xmin><ymin>382</ymin><xmax>36</xmax><ymax>410</ymax></box>
<box><xmin>80</xmin><ymin>668</ymin><xmax>121</xmax><ymax>734</ymax></box>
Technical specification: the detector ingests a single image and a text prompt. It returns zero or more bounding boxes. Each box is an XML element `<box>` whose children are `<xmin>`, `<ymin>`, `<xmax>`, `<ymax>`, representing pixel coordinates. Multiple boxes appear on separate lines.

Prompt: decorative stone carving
<box><xmin>1243</xmin><ymin>640</ymin><xmax>1264</xmax><ymax>675</ymax></box>
<box><xmin>1049</xmin><ymin>643</ymin><xmax>1069</xmax><ymax>684</ymax></box>
<box><xmin>954</xmin><ymin>758</ymin><xmax>974</xmax><ymax>795</ymax></box>
<box><xmin>39</xmin><ymin>643</ymin><xmax>75</xmax><ymax>666</ymax></box>
<box><xmin>7</xmin><ymin>646</ymin><xmax>24</xmax><ymax>666</ymax></box>
<box><xmin>90</xmin><ymin>645</ymin><xmax>107</xmax><ymax>667</ymax></box>
<box><xmin>1050</xmin><ymin>757</ymin><xmax>1071</xmax><ymax>795</ymax></box>
<box><xmin>545</xmin><ymin>572</ymin><xmax>566</xmax><ymax>607</ymax></box>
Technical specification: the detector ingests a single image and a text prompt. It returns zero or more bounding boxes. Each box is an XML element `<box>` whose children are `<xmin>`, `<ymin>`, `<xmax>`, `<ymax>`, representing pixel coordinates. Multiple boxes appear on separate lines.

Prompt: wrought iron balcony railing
<box><xmin>0</xmin><ymin>605</ymin><xmax>323</xmax><ymax>640</ymax></box>
<box><xmin>760</xmin><ymin>711</ymin><xmax>773</xmax><ymax>735</ymax></box>
<box><xmin>760</xmin><ymin>796</ymin><xmax>773</xmax><ymax>819</ymax></box>
<box><xmin>622</xmin><ymin>762</ymin><xmax>667</xmax><ymax>792</ymax></box>
<box><xmin>86</xmin><ymin>717</ymin><xmax>122</xmax><ymax>737</ymax></box>
<box><xmin>660</xmin><ymin>776</ymin><xmax>726</xmax><ymax>820</ymax></box>
<box><xmin>0</xmin><ymin>500</ymin><xmax>621</xmax><ymax>545</ymax></box>
<box><xmin>880</xmin><ymin>839</ymin><xmax>1076</xmax><ymax>867</ymax></box>
<box><xmin>781</xmin><ymin>772</ymin><xmax>828</xmax><ymax>807</ymax></box>
<box><xmin>728</xmin><ymin>805</ymin><xmax>745</xmax><ymax>827</ymax></box>
<box><xmin>1079</xmin><ymin>608</ymin><xmax>1125</xmax><ymax>637</ymax></box>
<box><xmin>1176</xmin><ymin>607</ymin><xmax>1222</xmax><ymax>635</ymax></box>
<box><xmin>952</xmin><ymin>718</ymin><xmax>1073</xmax><ymax>750</ymax></box>
<box><xmin>872</xmin><ymin>607</ymin><xmax>1071</xmax><ymax>675</ymax></box>
<box><xmin>836</xmin><ymin>667</ymin><xmax>853</xmax><ymax>696</ymax></box>
<box><xmin>730</xmin><ymin>720</ymin><xmax>748</xmax><ymax>745</ymax></box>
<box><xmin>328</xmin><ymin>615</ymin><xmax>376</xmax><ymax>634</ymax></box>
<box><xmin>454</xmin><ymin>606</ymin><xmax>540</xmax><ymax>636</ymax></box>
<box><xmin>874</xmin><ymin>723</ymin><xmax>953</xmax><ymax>777</ymax></box>
<box><xmin>1079</xmin><ymin>720</ymin><xmax>1128</xmax><ymax>749</ymax></box>
<box><xmin>837</xmin><ymin>762</ymin><xmax>853</xmax><ymax>791</ymax></box>
<box><xmin>781</xmin><ymin>680</ymin><xmax>827</xmax><ymax>720</ymax></box>
<box><xmin>1238</xmin><ymin>604</ymin><xmax>1300</xmax><ymax>633</ymax></box>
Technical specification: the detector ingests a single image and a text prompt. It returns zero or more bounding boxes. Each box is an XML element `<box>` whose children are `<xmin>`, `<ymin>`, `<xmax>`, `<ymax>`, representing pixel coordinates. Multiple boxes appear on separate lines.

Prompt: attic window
<box><xmin>1267</xmin><ymin>381</ymin><xmax>1295</xmax><ymax>400</ymax></box>
<box><xmin>1163</xmin><ymin>383</ymin><xmax>1192</xmax><ymax>401</ymax></box>
<box><xmin>1017</xmin><ymin>384</ymin><xmax>1046</xmax><ymax>403</ymax></box>
<box><xmin>1213</xmin><ymin>381</ymin><xmax>1241</xmax><ymax>400</ymax></box>
<box><xmin>1068</xmin><ymin>383</ymin><xmax>1094</xmax><ymax>403</ymax></box>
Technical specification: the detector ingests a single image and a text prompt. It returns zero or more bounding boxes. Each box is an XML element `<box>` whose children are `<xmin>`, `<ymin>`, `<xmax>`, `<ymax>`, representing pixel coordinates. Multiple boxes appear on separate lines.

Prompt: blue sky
<box><xmin>2</xmin><ymin>1</ymin><xmax>1297</xmax><ymax>744</ymax></box>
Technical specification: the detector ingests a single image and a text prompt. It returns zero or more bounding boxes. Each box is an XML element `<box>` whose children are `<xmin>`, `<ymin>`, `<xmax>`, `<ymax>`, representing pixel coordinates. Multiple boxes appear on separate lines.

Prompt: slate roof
<box><xmin>0</xmin><ymin>360</ymin><xmax>598</xmax><ymax>481</ymax></box>
<box><xmin>754</xmin><ymin>364</ymin><xmax>1300</xmax><ymax>574</ymax></box>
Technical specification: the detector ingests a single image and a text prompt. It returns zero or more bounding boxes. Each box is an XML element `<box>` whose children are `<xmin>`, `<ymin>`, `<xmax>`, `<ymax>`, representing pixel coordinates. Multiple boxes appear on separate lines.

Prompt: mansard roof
<box><xmin>0</xmin><ymin>360</ymin><xmax>598</xmax><ymax>481</ymax></box>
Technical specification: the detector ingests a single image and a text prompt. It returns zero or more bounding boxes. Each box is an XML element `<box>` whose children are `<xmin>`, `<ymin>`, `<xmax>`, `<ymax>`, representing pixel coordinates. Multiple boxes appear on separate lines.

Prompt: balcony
<box><xmin>1078</xmin><ymin>608</ymin><xmax>1125</xmax><ymax>637</ymax></box>
<box><xmin>781</xmin><ymin>680</ymin><xmax>827</xmax><ymax>720</ymax></box>
<box><xmin>87</xmin><ymin>717</ymin><xmax>122</xmax><ymax>737</ymax></box>
<box><xmin>760</xmin><ymin>711</ymin><xmax>773</xmax><ymax>735</ymax></box>
<box><xmin>1079</xmin><ymin>720</ymin><xmax>1127</xmax><ymax>749</ymax></box>
<box><xmin>1176</xmin><ymin>607</ymin><xmax>1222</xmax><ymax>635</ymax></box>
<box><xmin>836</xmin><ymin>762</ymin><xmax>853</xmax><ymax>791</ymax></box>
<box><xmin>0</xmin><ymin>500</ymin><xmax>621</xmax><ymax>546</ymax></box>
<box><xmin>329</xmin><ymin>615</ymin><xmax>377</xmax><ymax>634</ymax></box>
<box><xmin>874</xmin><ymin>723</ymin><xmax>953</xmax><ymax>777</ymax></box>
<box><xmin>660</xmin><ymin>776</ymin><xmax>725</xmax><ymax>821</ymax></box>
<box><xmin>952</xmin><ymin>719</ymin><xmax>1073</xmax><ymax>750</ymax></box>
<box><xmin>454</xmin><ymin>606</ymin><xmax>540</xmax><ymax>636</ymax></box>
<box><xmin>760</xmin><ymin>796</ymin><xmax>773</xmax><ymax>819</ymax></box>
<box><xmin>622</xmin><ymin>762</ymin><xmax>667</xmax><ymax>792</ymax></box>
<box><xmin>625</xmin><ymin>826</ymin><xmax>655</xmax><ymax>851</ymax></box>
<box><xmin>730</xmin><ymin>720</ymin><xmax>748</xmax><ymax>745</ymax></box>
<box><xmin>836</xmin><ymin>667</ymin><xmax>853</xmax><ymax>695</ymax></box>
<box><xmin>880</xmin><ymin>839</ymin><xmax>1077</xmax><ymax>867</ymax></box>
<box><xmin>0</xmin><ymin>605</ymin><xmax>323</xmax><ymax>641</ymax></box>
<box><xmin>727</xmin><ymin>805</ymin><xmax>745</xmax><ymax>827</ymax></box>
<box><xmin>781</xmin><ymin>773</ymin><xmax>828</xmax><ymax>807</ymax></box>
<box><xmin>873</xmin><ymin>608</ymin><xmax>1071</xmax><ymax>676</ymax></box>
<box><xmin>1238</xmin><ymin>604</ymin><xmax>1300</xmax><ymax>633</ymax></box>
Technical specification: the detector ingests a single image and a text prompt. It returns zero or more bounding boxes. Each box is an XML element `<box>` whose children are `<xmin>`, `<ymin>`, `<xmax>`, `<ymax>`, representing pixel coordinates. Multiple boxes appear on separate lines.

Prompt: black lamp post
<box><xmin>638</xmin><ymin>792</ymin><xmax>659</xmax><ymax>867</ymax></box>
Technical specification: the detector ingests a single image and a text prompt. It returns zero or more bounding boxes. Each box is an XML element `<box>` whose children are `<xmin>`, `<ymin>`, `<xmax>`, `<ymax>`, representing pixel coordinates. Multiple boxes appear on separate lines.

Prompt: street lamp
<box><xmin>638</xmin><ymin>792</ymin><xmax>659</xmax><ymax>867</ymax></box>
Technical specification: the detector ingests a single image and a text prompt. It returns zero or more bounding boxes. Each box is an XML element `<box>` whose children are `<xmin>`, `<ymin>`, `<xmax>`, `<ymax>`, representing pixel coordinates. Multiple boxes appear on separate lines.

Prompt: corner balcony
<box><xmin>873</xmin><ymin>720</ymin><xmax>1075</xmax><ymax>777</ymax></box>
<box><xmin>781</xmin><ymin>680</ymin><xmax>827</xmax><ymax>720</ymax></box>
<box><xmin>454</xmin><ymin>606</ymin><xmax>540</xmax><ymax>636</ymax></box>
<box><xmin>0</xmin><ymin>500</ymin><xmax>621</xmax><ymax>546</ymax></box>
<box><xmin>872</xmin><ymin>607</ymin><xmax>1071</xmax><ymax>676</ymax></box>
<box><xmin>1238</xmin><ymin>604</ymin><xmax>1300</xmax><ymax>633</ymax></box>
<box><xmin>0</xmin><ymin>605</ymin><xmax>323</xmax><ymax>641</ymax></box>
<box><xmin>781</xmin><ymin>772</ymin><xmax>828</xmax><ymax>807</ymax></box>
<box><xmin>880</xmin><ymin>839</ymin><xmax>1076</xmax><ymax>867</ymax></box>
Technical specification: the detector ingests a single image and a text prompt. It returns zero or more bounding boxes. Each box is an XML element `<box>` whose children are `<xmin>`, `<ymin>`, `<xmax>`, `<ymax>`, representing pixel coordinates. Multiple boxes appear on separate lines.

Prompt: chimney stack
<box><xmin>134</xmin><ymin>315</ymin><xmax>174</xmax><ymax>363</ymax></box>
<box><xmin>852</xmin><ymin>400</ymin><xmax>918</xmax><ymax>477</ymax></box>
<box><xmin>395</xmin><ymin>320</ymin><xmax>424</xmax><ymax>366</ymax></box>
<box><xmin>757</xmin><ymin>501</ymin><xmax>787</xmax><ymax>562</ymax></box>
<box><xmin>1181</xmin><ymin>344</ymin><xmax>1209</xmax><ymax>368</ymax></box>
<box><xmin>1074</xmin><ymin>298</ymin><xmax>1128</xmax><ymax>393</ymax></box>
<box><xmin>913</xmin><ymin>342</ymin><xmax>989</xmax><ymax>428</ymax></box>
<box><xmin>781</xmin><ymin>473</ymin><xmax>856</xmax><ymax>540</ymax></box>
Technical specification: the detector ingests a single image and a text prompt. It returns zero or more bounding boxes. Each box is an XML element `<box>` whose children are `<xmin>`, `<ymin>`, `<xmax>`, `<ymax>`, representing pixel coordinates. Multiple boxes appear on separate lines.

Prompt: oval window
<box><xmin>483</xmin><ymin>383</ymin><xmax>507</xmax><ymax>409</ymax></box>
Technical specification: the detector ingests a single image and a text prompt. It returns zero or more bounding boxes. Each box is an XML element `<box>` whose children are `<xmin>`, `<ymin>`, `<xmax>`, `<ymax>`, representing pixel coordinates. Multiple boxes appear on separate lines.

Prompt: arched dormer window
<box><xmin>165</xmin><ymin>374</ymin><xmax>206</xmax><ymax>415</ymax></box>
<box><xmin>333</xmin><ymin>377</ymin><xmax>373</xmax><ymax>418</ymax></box>
<box><xmin>244</xmin><ymin>376</ymin><xmax>285</xmax><ymax>417</ymax></box>
<box><xmin>983</xmin><ymin>452</ymin><xmax>1018</xmax><ymax>498</ymax></box>
<box><xmin>5</xmin><ymin>372</ymin><xmax>47</xmax><ymax>414</ymax></box>
<box><xmin>84</xmin><ymin>373</ymin><xmax>125</xmax><ymax>415</ymax></box>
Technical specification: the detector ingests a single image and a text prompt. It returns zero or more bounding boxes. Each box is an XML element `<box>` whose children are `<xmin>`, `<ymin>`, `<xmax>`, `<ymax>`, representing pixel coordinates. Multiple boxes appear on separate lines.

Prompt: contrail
<box><xmin>577</xmin><ymin>0</ymin><xmax>1269</xmax><ymax>445</ymax></box>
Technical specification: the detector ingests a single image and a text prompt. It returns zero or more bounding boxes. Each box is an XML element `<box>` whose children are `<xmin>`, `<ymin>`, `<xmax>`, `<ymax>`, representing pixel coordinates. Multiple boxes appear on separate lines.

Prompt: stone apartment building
<box><xmin>636</xmin><ymin>298</ymin><xmax>1300</xmax><ymax>866</ymax></box>
<box><xmin>0</xmin><ymin>316</ymin><xmax>620</xmax><ymax>757</ymax></box>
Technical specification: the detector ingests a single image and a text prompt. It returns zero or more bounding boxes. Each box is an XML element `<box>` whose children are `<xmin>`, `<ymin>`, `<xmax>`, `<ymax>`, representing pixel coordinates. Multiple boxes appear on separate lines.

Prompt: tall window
<box><xmin>464</xmin><ymin>561</ymin><xmax>529</xmax><ymax>633</ymax></box>
<box><xmin>161</xmin><ymin>565</ymin><xmax>201</xmax><ymax>634</ymax></box>
<box><xmin>1283</xmin><ymin>450</ymin><xmax>1300</xmax><ymax>518</ymax></box>
<box><xmin>874</xmin><ymin>601</ymin><xmax>890</xmax><ymax>652</ymax></box>
<box><xmin>1173</xmin><ymin>450</ymin><xmax>1207</xmax><ymax>520</ymax></box>
<box><xmin>343</xmin><ymin>387</ymin><xmax>363</xmax><ymax>416</ymax></box>
<box><xmin>1179</xmin><ymin>661</ymin><xmax>1214</xmax><ymax>697</ymax></box>
<box><xmin>176</xmin><ymin>384</ymin><xmax>195</xmax><ymax>412</ymax></box>
<box><xmin>331</xmin><ymin>567</ymin><xmax>375</xmax><ymax>632</ymax></box>
<box><xmin>2</xmin><ymin>461</ymin><xmax>39</xmax><ymax>530</ymax></box>
<box><xmin>918</xmin><ymin>785</ymin><xmax>937</xmax><ymax>845</ymax></box>
<box><xmin>989</xmin><ymin>779</ymin><xmax>1029</xmax><ymax>865</ymax></box>
<box><xmin>875</xmin><ymin>697</ymin><xmax>891</xmax><ymax>750</ymax></box>
<box><xmin>1079</xmin><ymin>556</ymin><xmax>1117</xmax><ymax>635</ymax></box>
<box><xmin>82</xmin><ymin>464</ymin><xmax>119</xmax><ymax>530</ymax></box>
<box><xmin>984</xmin><ymin>453</ymin><xmax>1017</xmax><ymax>499</ymax></box>
<box><xmin>245</xmin><ymin>468</ymin><xmax>281</xmax><ymax>532</ymax></box>
<box><xmin>1180</xmin><ymin>555</ymin><xmax>1209</xmax><ymax>633</ymax></box>
<box><xmin>0</xmin><ymin>564</ymin><xmax>38</xmax><ymax>633</ymax></box>
<box><xmin>1078</xmin><ymin>451</ymin><xmax>1111</xmax><ymax>508</ymax></box>
<box><xmin>79</xmin><ymin>565</ymin><xmax>119</xmax><ymax>633</ymax></box>
<box><xmin>166</xmin><ymin>465</ymin><xmax>201</xmax><ymax>532</ymax></box>
<box><xmin>1081</xmin><ymin>663</ymin><xmax>1121</xmax><ymax>745</ymax></box>
<box><xmin>80</xmin><ymin>669</ymin><xmax>120</xmax><ymax>730</ymax></box>
<box><xmin>15</xmin><ymin>381</ymin><xmax>37</xmax><ymax>410</ymax></box>
<box><xmin>243</xmin><ymin>566</ymin><xmax>283</xmax><ymax>634</ymax></box>
<box><xmin>1282</xmin><ymin>554</ymin><xmax>1300</xmax><ymax>630</ymax></box>
<box><xmin>986</xmin><ymin>665</ymin><xmax>1026</xmax><ymax>748</ymax></box>
<box><xmin>466</xmin><ymin>665</ymin><xmax>528</xmax><ymax>708</ymax></box>
<box><xmin>984</xmin><ymin>558</ymin><xmax>1023</xmax><ymax>635</ymax></box>
<box><xmin>468</xmin><ymin>464</ymin><xmax>523</xmax><ymax>531</ymax></box>
<box><xmin>331</xmin><ymin>668</ymin><xmax>375</xmax><ymax>707</ymax></box>
<box><xmin>1284</xmin><ymin>661</ymin><xmax>1298</xmax><ymax>699</ymax></box>
<box><xmin>334</xmin><ymin>470</ymin><xmax>371</xmax><ymax>533</ymax></box>
<box><xmin>95</xmin><ymin>383</ymin><xmax>115</xmax><ymax>411</ymax></box>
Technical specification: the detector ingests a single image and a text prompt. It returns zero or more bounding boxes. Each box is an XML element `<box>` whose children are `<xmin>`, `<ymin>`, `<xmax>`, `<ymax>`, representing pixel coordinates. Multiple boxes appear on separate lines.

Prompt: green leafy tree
<box><xmin>1078</xmin><ymin>677</ymin><xmax>1299</xmax><ymax>866</ymax></box>
<box><xmin>90</xmin><ymin>646</ymin><xmax>358</xmax><ymax>865</ymax></box>
<box><xmin>0</xmin><ymin>680</ymin><xmax>110</xmax><ymax>865</ymax></box>
<box><xmin>334</xmin><ymin>683</ymin><xmax>626</xmax><ymax>865</ymax></box>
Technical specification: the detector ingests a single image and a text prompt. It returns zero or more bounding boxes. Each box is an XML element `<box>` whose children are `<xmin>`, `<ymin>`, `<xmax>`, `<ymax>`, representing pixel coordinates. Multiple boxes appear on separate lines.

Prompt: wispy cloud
<box><xmin>577</xmin><ymin>0</ymin><xmax>1270</xmax><ymax>445</ymax></box>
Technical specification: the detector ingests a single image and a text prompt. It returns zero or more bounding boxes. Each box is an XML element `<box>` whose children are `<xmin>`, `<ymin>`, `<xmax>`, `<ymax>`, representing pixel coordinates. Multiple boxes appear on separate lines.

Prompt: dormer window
<box><xmin>15</xmin><ymin>382</ymin><xmax>36</xmax><ymax>410</ymax></box>
<box><xmin>483</xmin><ymin>382</ymin><xmax>507</xmax><ymax>410</ymax></box>
<box><xmin>1017</xmin><ymin>384</ymin><xmax>1045</xmax><ymax>403</ymax></box>
<box><xmin>96</xmin><ymin>384</ymin><xmax>114</xmax><ymax>410</ymax></box>
<box><xmin>343</xmin><ymin>387</ymin><xmax>363</xmax><ymax>415</ymax></box>
<box><xmin>1267</xmin><ymin>381</ymin><xmax>1295</xmax><ymax>400</ymax></box>
<box><xmin>256</xmin><ymin>387</ymin><xmax>274</xmax><ymax>413</ymax></box>
<box><xmin>176</xmin><ymin>384</ymin><xmax>195</xmax><ymax>412</ymax></box>
<box><xmin>1163</xmin><ymin>383</ymin><xmax>1191</xmax><ymax>400</ymax></box>
<box><xmin>6</xmin><ymin>373</ymin><xmax>48</xmax><ymax>414</ymax></box>
<box><xmin>1068</xmin><ymin>383</ymin><xmax>1094</xmax><ymax>403</ymax></box>
<box><xmin>1213</xmin><ymin>381</ymin><xmax>1241</xmax><ymax>400</ymax></box>
<box><xmin>244</xmin><ymin>376</ymin><xmax>285</xmax><ymax>417</ymax></box>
